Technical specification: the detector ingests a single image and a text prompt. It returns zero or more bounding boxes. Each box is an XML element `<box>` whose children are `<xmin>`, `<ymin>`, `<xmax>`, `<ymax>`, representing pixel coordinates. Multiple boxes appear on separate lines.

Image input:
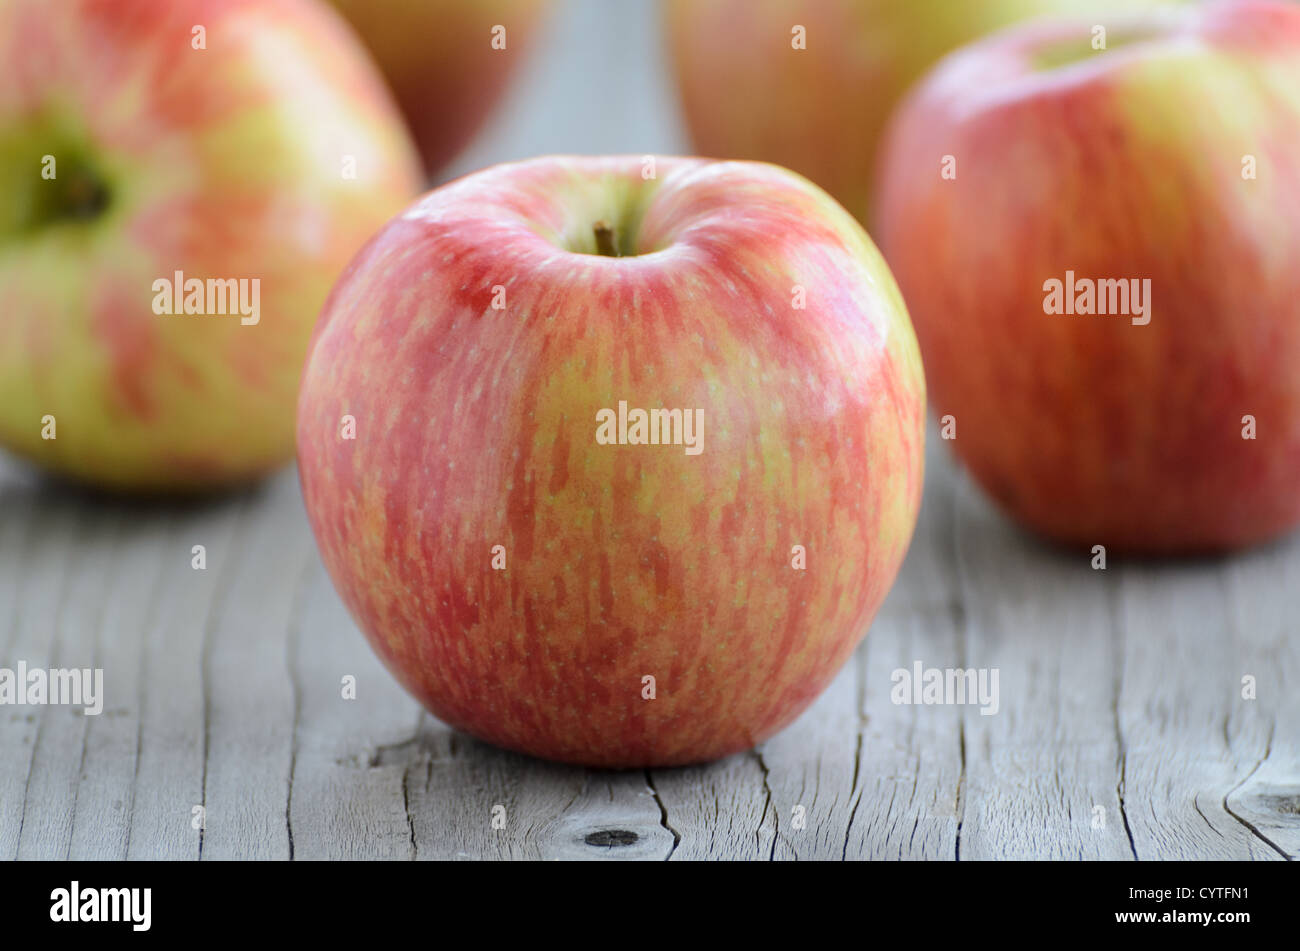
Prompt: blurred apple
<box><xmin>328</xmin><ymin>0</ymin><xmax>551</xmax><ymax>179</ymax></box>
<box><xmin>875</xmin><ymin>0</ymin><xmax>1300</xmax><ymax>553</ymax></box>
<box><xmin>665</xmin><ymin>0</ymin><xmax>1185</xmax><ymax>225</ymax></box>
<box><xmin>0</xmin><ymin>0</ymin><xmax>421</xmax><ymax>490</ymax></box>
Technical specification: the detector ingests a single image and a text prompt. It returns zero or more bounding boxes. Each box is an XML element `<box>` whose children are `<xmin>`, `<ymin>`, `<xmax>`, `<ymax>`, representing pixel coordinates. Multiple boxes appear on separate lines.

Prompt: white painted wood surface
<box><xmin>2</xmin><ymin>0</ymin><xmax>1297</xmax><ymax>861</ymax></box>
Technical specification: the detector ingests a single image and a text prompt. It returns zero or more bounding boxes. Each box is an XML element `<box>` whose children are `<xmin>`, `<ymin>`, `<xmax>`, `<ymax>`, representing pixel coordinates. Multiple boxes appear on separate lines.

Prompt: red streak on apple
<box><xmin>298</xmin><ymin>156</ymin><xmax>926</xmax><ymax>767</ymax></box>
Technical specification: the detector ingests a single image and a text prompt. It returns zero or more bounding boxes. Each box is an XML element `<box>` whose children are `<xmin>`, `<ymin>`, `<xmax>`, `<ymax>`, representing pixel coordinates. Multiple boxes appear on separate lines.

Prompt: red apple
<box><xmin>297</xmin><ymin>156</ymin><xmax>926</xmax><ymax>766</ymax></box>
<box><xmin>328</xmin><ymin>0</ymin><xmax>552</xmax><ymax>179</ymax></box>
<box><xmin>665</xmin><ymin>0</ymin><xmax>1185</xmax><ymax>226</ymax></box>
<box><xmin>0</xmin><ymin>0</ymin><xmax>422</xmax><ymax>490</ymax></box>
<box><xmin>875</xmin><ymin>0</ymin><xmax>1300</xmax><ymax>553</ymax></box>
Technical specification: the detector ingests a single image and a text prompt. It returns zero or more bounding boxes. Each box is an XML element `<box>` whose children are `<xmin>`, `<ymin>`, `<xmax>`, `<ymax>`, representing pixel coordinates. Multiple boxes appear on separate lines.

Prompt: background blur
<box><xmin>443</xmin><ymin>0</ymin><xmax>689</xmax><ymax>182</ymax></box>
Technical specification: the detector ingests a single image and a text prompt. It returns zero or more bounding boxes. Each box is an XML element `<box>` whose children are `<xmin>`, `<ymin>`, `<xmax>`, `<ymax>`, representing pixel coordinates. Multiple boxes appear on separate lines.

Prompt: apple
<box><xmin>297</xmin><ymin>155</ymin><xmax>926</xmax><ymax>767</ymax></box>
<box><xmin>327</xmin><ymin>0</ymin><xmax>551</xmax><ymax>179</ymax></box>
<box><xmin>665</xmin><ymin>0</ymin><xmax>1185</xmax><ymax>226</ymax></box>
<box><xmin>874</xmin><ymin>0</ymin><xmax>1300</xmax><ymax>554</ymax></box>
<box><xmin>0</xmin><ymin>0</ymin><xmax>422</xmax><ymax>490</ymax></box>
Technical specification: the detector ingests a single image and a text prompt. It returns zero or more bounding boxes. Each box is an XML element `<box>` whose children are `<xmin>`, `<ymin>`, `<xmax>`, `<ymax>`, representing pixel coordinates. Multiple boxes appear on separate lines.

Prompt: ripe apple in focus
<box><xmin>297</xmin><ymin>156</ymin><xmax>926</xmax><ymax>767</ymax></box>
<box><xmin>665</xmin><ymin>0</ymin><xmax>1185</xmax><ymax>226</ymax></box>
<box><xmin>328</xmin><ymin>0</ymin><xmax>551</xmax><ymax>179</ymax></box>
<box><xmin>875</xmin><ymin>0</ymin><xmax>1300</xmax><ymax>553</ymax></box>
<box><xmin>0</xmin><ymin>0</ymin><xmax>422</xmax><ymax>490</ymax></box>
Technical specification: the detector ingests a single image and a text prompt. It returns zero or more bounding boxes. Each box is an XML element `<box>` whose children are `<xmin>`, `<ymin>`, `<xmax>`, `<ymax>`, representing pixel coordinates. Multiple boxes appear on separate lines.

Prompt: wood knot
<box><xmin>1260</xmin><ymin>793</ymin><xmax>1300</xmax><ymax>816</ymax></box>
<box><xmin>584</xmin><ymin>829</ymin><xmax>639</xmax><ymax>848</ymax></box>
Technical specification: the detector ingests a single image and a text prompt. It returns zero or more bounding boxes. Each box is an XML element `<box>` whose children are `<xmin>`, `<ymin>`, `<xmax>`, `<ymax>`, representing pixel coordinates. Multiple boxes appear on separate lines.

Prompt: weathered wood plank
<box><xmin>406</xmin><ymin>725</ymin><xmax>674</xmax><ymax>861</ymax></box>
<box><xmin>950</xmin><ymin>472</ymin><xmax>1134</xmax><ymax>861</ymax></box>
<box><xmin>123</xmin><ymin>494</ymin><xmax>244</xmax><ymax>860</ymax></box>
<box><xmin>1221</xmin><ymin>538</ymin><xmax>1300</xmax><ymax>859</ymax></box>
<box><xmin>1</xmin><ymin>478</ymin><xmax>84</xmax><ymax>860</ymax></box>
<box><xmin>285</xmin><ymin>552</ymin><xmax>425</xmax><ymax>861</ymax></box>
<box><xmin>1115</xmin><ymin>540</ymin><xmax>1296</xmax><ymax>861</ymax></box>
<box><xmin>839</xmin><ymin>440</ymin><xmax>965</xmax><ymax>861</ymax></box>
<box><xmin>198</xmin><ymin>474</ymin><xmax>313</xmax><ymax>861</ymax></box>
<box><xmin>67</xmin><ymin>505</ymin><xmax>168</xmax><ymax>860</ymax></box>
<box><xmin>16</xmin><ymin>501</ymin><xmax>119</xmax><ymax>860</ymax></box>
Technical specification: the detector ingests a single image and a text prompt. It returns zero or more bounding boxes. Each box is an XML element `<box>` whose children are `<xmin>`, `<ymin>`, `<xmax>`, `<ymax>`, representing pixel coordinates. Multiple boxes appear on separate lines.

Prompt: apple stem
<box><xmin>593</xmin><ymin>221</ymin><xmax>619</xmax><ymax>257</ymax></box>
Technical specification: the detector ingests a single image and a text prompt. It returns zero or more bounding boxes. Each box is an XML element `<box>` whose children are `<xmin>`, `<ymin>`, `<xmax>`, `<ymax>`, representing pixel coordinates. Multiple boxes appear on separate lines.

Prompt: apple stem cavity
<box><xmin>5</xmin><ymin>160</ymin><xmax>111</xmax><ymax>236</ymax></box>
<box><xmin>62</xmin><ymin>168</ymin><xmax>110</xmax><ymax>222</ymax></box>
<box><xmin>593</xmin><ymin>220</ymin><xmax>619</xmax><ymax>257</ymax></box>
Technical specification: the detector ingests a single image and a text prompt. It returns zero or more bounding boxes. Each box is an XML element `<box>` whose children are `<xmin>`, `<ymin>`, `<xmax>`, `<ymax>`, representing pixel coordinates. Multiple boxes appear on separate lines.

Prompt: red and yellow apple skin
<box><xmin>665</xmin><ymin>0</ymin><xmax>1184</xmax><ymax>227</ymax></box>
<box><xmin>328</xmin><ymin>0</ymin><xmax>551</xmax><ymax>179</ymax></box>
<box><xmin>0</xmin><ymin>0</ymin><xmax>421</xmax><ymax>490</ymax></box>
<box><xmin>297</xmin><ymin>156</ymin><xmax>925</xmax><ymax>767</ymax></box>
<box><xmin>875</xmin><ymin>1</ymin><xmax>1300</xmax><ymax>554</ymax></box>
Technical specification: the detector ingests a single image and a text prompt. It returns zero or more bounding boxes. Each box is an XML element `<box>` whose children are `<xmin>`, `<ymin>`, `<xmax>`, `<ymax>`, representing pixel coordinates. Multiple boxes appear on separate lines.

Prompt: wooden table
<box><xmin>3</xmin><ymin>431</ymin><xmax>1296</xmax><ymax>861</ymax></box>
<box><xmin>3</xmin><ymin>0</ymin><xmax>1296</xmax><ymax>861</ymax></box>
